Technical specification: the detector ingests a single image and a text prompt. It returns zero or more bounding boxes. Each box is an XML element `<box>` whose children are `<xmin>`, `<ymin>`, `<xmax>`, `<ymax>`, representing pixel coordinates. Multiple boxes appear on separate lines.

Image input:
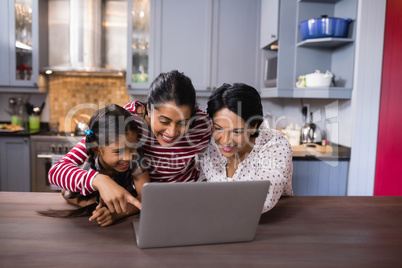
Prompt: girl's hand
<box><xmin>92</xmin><ymin>174</ymin><xmax>142</xmax><ymax>214</ymax></box>
<box><xmin>89</xmin><ymin>198</ymin><xmax>115</xmax><ymax>227</ymax></box>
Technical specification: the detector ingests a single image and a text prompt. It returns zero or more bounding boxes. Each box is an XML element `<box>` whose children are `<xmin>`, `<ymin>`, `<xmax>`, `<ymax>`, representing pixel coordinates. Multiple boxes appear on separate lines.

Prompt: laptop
<box><xmin>133</xmin><ymin>180</ymin><xmax>270</xmax><ymax>249</ymax></box>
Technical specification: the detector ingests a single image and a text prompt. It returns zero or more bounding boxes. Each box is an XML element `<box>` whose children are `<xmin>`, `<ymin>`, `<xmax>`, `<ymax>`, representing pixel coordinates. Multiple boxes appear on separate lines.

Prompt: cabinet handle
<box><xmin>33</xmin><ymin>83</ymin><xmax>38</xmax><ymax>87</ymax></box>
<box><xmin>271</xmin><ymin>34</ymin><xmax>276</xmax><ymax>38</ymax></box>
<box><xmin>24</xmin><ymin>138</ymin><xmax>28</xmax><ymax>142</ymax></box>
<box><xmin>206</xmin><ymin>86</ymin><xmax>211</xmax><ymax>90</ymax></box>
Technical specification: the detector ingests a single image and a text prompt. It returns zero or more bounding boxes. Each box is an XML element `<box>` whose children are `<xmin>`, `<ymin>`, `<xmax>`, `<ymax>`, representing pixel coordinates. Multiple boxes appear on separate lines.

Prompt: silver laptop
<box><xmin>133</xmin><ymin>180</ymin><xmax>270</xmax><ymax>249</ymax></box>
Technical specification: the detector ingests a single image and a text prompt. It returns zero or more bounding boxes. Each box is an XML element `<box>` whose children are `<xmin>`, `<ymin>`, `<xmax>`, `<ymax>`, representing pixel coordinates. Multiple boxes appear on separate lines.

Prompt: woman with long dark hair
<box><xmin>48</xmin><ymin>70</ymin><xmax>212</xmax><ymax>214</ymax></box>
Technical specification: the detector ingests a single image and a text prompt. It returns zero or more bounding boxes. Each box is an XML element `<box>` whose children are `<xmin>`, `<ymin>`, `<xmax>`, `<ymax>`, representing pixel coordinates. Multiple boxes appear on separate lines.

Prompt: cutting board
<box><xmin>292</xmin><ymin>143</ymin><xmax>333</xmax><ymax>156</ymax></box>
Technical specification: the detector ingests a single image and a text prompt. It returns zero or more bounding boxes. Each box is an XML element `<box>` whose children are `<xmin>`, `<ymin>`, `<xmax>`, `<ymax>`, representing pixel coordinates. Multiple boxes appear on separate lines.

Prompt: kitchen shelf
<box><xmin>292</xmin><ymin>87</ymin><xmax>352</xmax><ymax>98</ymax></box>
<box><xmin>299</xmin><ymin>0</ymin><xmax>340</xmax><ymax>3</ymax></box>
<box><xmin>260</xmin><ymin>87</ymin><xmax>352</xmax><ymax>99</ymax></box>
<box><xmin>260</xmin><ymin>88</ymin><xmax>293</xmax><ymax>98</ymax></box>
<box><xmin>297</xmin><ymin>38</ymin><xmax>354</xmax><ymax>48</ymax></box>
<box><xmin>259</xmin><ymin>0</ymin><xmax>357</xmax><ymax>100</ymax></box>
<box><xmin>293</xmin><ymin>0</ymin><xmax>357</xmax><ymax>100</ymax></box>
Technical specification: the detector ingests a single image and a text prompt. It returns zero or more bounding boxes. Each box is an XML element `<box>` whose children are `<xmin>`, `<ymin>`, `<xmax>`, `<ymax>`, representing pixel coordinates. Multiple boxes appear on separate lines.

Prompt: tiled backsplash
<box><xmin>48</xmin><ymin>75</ymin><xmax>130</xmax><ymax>132</ymax></box>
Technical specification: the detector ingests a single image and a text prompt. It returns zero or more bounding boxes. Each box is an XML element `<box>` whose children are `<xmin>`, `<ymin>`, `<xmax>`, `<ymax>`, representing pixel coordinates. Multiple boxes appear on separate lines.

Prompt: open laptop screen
<box><xmin>133</xmin><ymin>180</ymin><xmax>270</xmax><ymax>249</ymax></box>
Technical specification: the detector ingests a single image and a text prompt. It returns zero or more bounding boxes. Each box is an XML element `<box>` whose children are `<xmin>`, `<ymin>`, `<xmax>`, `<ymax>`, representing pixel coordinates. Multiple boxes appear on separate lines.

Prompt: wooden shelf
<box><xmin>297</xmin><ymin>38</ymin><xmax>354</xmax><ymax>48</ymax></box>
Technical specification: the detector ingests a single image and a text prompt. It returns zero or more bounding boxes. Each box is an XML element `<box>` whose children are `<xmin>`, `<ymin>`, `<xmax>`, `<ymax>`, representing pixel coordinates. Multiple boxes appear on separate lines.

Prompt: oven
<box><xmin>30</xmin><ymin>135</ymin><xmax>84</xmax><ymax>192</ymax></box>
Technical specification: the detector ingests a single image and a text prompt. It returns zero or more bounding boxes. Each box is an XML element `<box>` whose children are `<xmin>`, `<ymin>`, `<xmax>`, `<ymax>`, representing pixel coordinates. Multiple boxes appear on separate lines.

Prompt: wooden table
<box><xmin>1</xmin><ymin>192</ymin><xmax>401</xmax><ymax>267</ymax></box>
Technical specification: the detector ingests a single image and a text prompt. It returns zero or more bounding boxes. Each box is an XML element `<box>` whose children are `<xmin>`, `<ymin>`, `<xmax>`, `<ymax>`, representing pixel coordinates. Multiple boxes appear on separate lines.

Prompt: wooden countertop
<box><xmin>292</xmin><ymin>143</ymin><xmax>351</xmax><ymax>160</ymax></box>
<box><xmin>1</xmin><ymin>192</ymin><xmax>401</xmax><ymax>267</ymax></box>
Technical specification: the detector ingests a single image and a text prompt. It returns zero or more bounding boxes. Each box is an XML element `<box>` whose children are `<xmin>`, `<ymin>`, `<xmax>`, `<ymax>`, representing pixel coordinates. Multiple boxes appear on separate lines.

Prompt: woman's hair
<box><xmin>207</xmin><ymin>83</ymin><xmax>263</xmax><ymax>138</ymax></box>
<box><xmin>85</xmin><ymin>104</ymin><xmax>138</xmax><ymax>170</ymax></box>
<box><xmin>146</xmin><ymin>70</ymin><xmax>197</xmax><ymax>116</ymax></box>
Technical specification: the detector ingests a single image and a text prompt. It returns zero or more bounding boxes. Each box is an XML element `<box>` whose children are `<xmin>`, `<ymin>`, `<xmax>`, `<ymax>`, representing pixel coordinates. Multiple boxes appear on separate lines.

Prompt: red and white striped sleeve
<box><xmin>48</xmin><ymin>138</ymin><xmax>98</xmax><ymax>196</ymax></box>
<box><xmin>123</xmin><ymin>101</ymin><xmax>137</xmax><ymax>114</ymax></box>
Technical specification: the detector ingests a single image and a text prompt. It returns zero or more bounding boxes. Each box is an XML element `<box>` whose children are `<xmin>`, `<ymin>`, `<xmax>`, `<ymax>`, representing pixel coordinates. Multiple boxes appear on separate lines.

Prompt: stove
<box><xmin>30</xmin><ymin>134</ymin><xmax>85</xmax><ymax>192</ymax></box>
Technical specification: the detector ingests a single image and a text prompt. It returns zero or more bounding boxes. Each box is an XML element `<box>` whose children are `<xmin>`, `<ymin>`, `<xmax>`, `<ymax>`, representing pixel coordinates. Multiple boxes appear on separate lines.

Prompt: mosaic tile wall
<box><xmin>48</xmin><ymin>75</ymin><xmax>130</xmax><ymax>132</ymax></box>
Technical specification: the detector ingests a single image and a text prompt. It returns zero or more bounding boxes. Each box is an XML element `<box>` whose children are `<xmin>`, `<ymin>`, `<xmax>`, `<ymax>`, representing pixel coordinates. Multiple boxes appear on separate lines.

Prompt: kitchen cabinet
<box><xmin>127</xmin><ymin>0</ymin><xmax>153</xmax><ymax>94</ymax></box>
<box><xmin>153</xmin><ymin>0</ymin><xmax>212</xmax><ymax>92</ymax></box>
<box><xmin>259</xmin><ymin>0</ymin><xmax>297</xmax><ymax>98</ymax></box>
<box><xmin>0</xmin><ymin>0</ymin><xmax>48</xmax><ymax>92</ymax></box>
<box><xmin>260</xmin><ymin>0</ymin><xmax>279</xmax><ymax>49</ymax></box>
<box><xmin>292</xmin><ymin>159</ymin><xmax>349</xmax><ymax>196</ymax></box>
<box><xmin>0</xmin><ymin>136</ymin><xmax>31</xmax><ymax>191</ymax></box>
<box><xmin>151</xmin><ymin>0</ymin><xmax>260</xmax><ymax>96</ymax></box>
<box><xmin>0</xmin><ymin>1</ymin><xmax>10</xmax><ymax>86</ymax></box>
<box><xmin>260</xmin><ymin>0</ymin><xmax>358</xmax><ymax>99</ymax></box>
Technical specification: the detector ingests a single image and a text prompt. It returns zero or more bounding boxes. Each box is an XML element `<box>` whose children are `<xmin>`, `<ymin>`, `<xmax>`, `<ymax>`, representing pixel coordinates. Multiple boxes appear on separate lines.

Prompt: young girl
<box><xmin>48</xmin><ymin>70</ymin><xmax>212</xmax><ymax>214</ymax></box>
<box><xmin>40</xmin><ymin>104</ymin><xmax>149</xmax><ymax>227</ymax></box>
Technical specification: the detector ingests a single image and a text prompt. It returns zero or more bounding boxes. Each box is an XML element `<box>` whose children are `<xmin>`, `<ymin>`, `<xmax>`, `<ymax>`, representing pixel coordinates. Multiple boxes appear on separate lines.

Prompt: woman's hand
<box><xmin>92</xmin><ymin>174</ymin><xmax>142</xmax><ymax>214</ymax></box>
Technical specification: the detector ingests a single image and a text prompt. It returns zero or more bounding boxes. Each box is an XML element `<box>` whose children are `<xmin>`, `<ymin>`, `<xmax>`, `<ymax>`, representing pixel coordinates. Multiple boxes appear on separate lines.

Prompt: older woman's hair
<box><xmin>207</xmin><ymin>83</ymin><xmax>263</xmax><ymax>138</ymax></box>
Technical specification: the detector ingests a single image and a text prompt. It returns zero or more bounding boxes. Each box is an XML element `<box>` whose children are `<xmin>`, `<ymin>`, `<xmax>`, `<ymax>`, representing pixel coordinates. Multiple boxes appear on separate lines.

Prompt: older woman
<box><xmin>199</xmin><ymin>83</ymin><xmax>293</xmax><ymax>212</ymax></box>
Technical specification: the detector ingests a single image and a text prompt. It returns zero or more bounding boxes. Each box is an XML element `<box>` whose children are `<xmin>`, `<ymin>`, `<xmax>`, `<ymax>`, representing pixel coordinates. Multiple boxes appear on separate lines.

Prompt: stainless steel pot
<box><xmin>74</xmin><ymin>114</ymin><xmax>90</xmax><ymax>136</ymax></box>
<box><xmin>301</xmin><ymin>112</ymin><xmax>321</xmax><ymax>143</ymax></box>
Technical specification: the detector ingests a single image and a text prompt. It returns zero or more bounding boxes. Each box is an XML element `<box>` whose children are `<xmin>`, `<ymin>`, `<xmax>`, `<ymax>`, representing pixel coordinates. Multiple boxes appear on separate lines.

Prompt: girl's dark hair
<box><xmin>146</xmin><ymin>70</ymin><xmax>197</xmax><ymax>116</ymax></box>
<box><xmin>85</xmin><ymin>104</ymin><xmax>138</xmax><ymax>170</ymax></box>
<box><xmin>37</xmin><ymin>194</ymin><xmax>99</xmax><ymax>218</ymax></box>
<box><xmin>207</xmin><ymin>83</ymin><xmax>263</xmax><ymax>138</ymax></box>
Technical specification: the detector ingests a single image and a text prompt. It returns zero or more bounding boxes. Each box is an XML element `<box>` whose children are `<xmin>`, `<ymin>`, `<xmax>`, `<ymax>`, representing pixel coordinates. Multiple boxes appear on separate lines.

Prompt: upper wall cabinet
<box><xmin>0</xmin><ymin>1</ymin><xmax>10</xmax><ymax>86</ymax></box>
<box><xmin>260</xmin><ymin>0</ymin><xmax>358</xmax><ymax>99</ymax></box>
<box><xmin>127</xmin><ymin>0</ymin><xmax>153</xmax><ymax>94</ymax></box>
<box><xmin>260</xmin><ymin>0</ymin><xmax>279</xmax><ymax>49</ymax></box>
<box><xmin>0</xmin><ymin>0</ymin><xmax>48</xmax><ymax>92</ymax></box>
<box><xmin>152</xmin><ymin>0</ymin><xmax>260</xmax><ymax>95</ymax></box>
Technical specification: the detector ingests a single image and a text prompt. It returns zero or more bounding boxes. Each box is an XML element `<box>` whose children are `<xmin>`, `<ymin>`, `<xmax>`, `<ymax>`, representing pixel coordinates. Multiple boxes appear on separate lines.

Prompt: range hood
<box><xmin>43</xmin><ymin>0</ymin><xmax>127</xmax><ymax>76</ymax></box>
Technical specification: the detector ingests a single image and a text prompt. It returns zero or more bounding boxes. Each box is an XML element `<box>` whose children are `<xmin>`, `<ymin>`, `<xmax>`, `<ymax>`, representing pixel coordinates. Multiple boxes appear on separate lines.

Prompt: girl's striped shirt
<box><xmin>48</xmin><ymin>101</ymin><xmax>212</xmax><ymax>195</ymax></box>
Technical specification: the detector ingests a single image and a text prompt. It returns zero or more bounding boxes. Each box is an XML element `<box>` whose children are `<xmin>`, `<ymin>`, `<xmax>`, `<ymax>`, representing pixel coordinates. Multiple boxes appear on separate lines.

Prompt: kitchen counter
<box><xmin>0</xmin><ymin>122</ymin><xmax>48</xmax><ymax>137</ymax></box>
<box><xmin>0</xmin><ymin>121</ymin><xmax>351</xmax><ymax>160</ymax></box>
<box><xmin>0</xmin><ymin>128</ymin><xmax>40</xmax><ymax>137</ymax></box>
<box><xmin>292</xmin><ymin>143</ymin><xmax>350</xmax><ymax>161</ymax></box>
<box><xmin>1</xmin><ymin>192</ymin><xmax>401</xmax><ymax>267</ymax></box>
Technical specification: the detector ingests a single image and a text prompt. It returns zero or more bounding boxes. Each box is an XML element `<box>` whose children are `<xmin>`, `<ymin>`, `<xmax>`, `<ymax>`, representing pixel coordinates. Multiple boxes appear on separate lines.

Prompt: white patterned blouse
<box><xmin>199</xmin><ymin>124</ymin><xmax>293</xmax><ymax>213</ymax></box>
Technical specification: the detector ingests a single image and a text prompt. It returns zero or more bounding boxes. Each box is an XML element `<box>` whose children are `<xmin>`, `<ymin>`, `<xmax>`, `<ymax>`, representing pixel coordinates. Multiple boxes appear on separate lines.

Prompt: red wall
<box><xmin>374</xmin><ymin>0</ymin><xmax>402</xmax><ymax>195</ymax></box>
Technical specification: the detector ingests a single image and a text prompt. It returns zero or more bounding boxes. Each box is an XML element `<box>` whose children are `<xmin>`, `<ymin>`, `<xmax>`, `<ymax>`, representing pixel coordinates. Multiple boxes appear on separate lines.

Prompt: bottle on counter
<box><xmin>15</xmin><ymin>97</ymin><xmax>28</xmax><ymax>130</ymax></box>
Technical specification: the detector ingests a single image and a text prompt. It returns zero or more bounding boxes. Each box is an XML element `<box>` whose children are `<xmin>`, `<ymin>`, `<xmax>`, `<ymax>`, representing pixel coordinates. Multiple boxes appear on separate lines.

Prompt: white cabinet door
<box><xmin>0</xmin><ymin>0</ymin><xmax>10</xmax><ymax>86</ymax></box>
<box><xmin>260</xmin><ymin>0</ymin><xmax>279</xmax><ymax>49</ymax></box>
<box><xmin>211</xmin><ymin>0</ymin><xmax>260</xmax><ymax>89</ymax></box>
<box><xmin>156</xmin><ymin>0</ymin><xmax>213</xmax><ymax>90</ymax></box>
